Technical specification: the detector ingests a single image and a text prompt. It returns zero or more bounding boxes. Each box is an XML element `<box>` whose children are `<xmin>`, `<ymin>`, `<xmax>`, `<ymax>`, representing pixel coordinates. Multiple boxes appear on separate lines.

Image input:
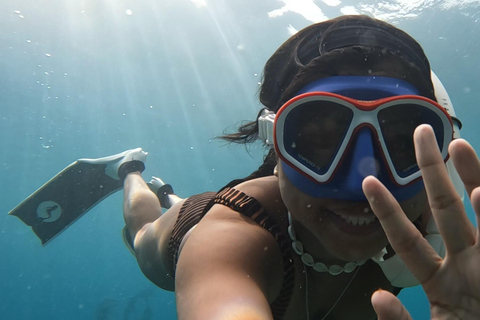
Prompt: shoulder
<box><xmin>232</xmin><ymin>176</ymin><xmax>287</xmax><ymax>225</ymax></box>
<box><xmin>178</xmin><ymin>188</ymin><xmax>286</xmax><ymax>303</ymax></box>
<box><xmin>202</xmin><ymin>175</ymin><xmax>285</xmax><ymax>237</ymax></box>
<box><xmin>233</xmin><ymin>175</ymin><xmax>280</xmax><ymax>196</ymax></box>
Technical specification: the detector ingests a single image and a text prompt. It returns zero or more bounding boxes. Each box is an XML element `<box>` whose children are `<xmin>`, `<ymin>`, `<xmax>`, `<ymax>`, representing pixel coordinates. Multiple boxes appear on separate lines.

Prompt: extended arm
<box><xmin>174</xmin><ymin>204</ymin><xmax>284</xmax><ymax>320</ymax></box>
<box><xmin>122</xmin><ymin>171</ymin><xmax>185</xmax><ymax>291</ymax></box>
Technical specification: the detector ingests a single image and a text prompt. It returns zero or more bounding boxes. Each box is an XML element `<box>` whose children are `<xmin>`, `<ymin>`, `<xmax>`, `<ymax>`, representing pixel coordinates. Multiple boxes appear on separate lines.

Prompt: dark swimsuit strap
<box><xmin>168</xmin><ymin>192</ymin><xmax>217</xmax><ymax>268</ymax></box>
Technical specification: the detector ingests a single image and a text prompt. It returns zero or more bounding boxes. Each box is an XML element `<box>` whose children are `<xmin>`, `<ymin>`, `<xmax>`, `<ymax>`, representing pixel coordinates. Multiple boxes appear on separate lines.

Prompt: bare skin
<box><xmin>123</xmin><ymin>172</ymin><xmax>185</xmax><ymax>291</ymax></box>
<box><xmin>123</xmin><ymin>173</ymin><xmax>396</xmax><ymax>319</ymax></box>
<box><xmin>122</xmin><ymin>126</ymin><xmax>480</xmax><ymax>319</ymax></box>
<box><xmin>123</xmin><ymin>163</ymin><xmax>424</xmax><ymax>318</ymax></box>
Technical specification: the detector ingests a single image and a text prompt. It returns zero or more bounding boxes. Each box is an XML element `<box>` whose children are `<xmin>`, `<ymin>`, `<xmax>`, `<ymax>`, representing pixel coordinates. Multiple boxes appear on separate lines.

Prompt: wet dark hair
<box><xmin>220</xmin><ymin>15</ymin><xmax>435</xmax><ymax>184</ymax></box>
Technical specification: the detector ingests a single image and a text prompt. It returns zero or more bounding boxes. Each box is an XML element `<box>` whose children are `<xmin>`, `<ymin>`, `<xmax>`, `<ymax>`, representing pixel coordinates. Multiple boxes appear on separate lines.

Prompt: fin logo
<box><xmin>37</xmin><ymin>201</ymin><xmax>62</xmax><ymax>222</ymax></box>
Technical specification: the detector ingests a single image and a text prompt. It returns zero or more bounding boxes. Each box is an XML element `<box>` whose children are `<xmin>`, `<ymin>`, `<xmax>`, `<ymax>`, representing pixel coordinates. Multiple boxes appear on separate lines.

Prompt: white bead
<box><xmin>301</xmin><ymin>253</ymin><xmax>314</xmax><ymax>266</ymax></box>
<box><xmin>287</xmin><ymin>225</ymin><xmax>296</xmax><ymax>240</ymax></box>
<box><xmin>358</xmin><ymin>260</ymin><xmax>367</xmax><ymax>266</ymax></box>
<box><xmin>288</xmin><ymin>219</ymin><xmax>364</xmax><ymax>276</ymax></box>
<box><xmin>313</xmin><ymin>262</ymin><xmax>328</xmax><ymax>272</ymax></box>
<box><xmin>329</xmin><ymin>265</ymin><xmax>343</xmax><ymax>275</ymax></box>
<box><xmin>292</xmin><ymin>240</ymin><xmax>304</xmax><ymax>255</ymax></box>
<box><xmin>344</xmin><ymin>262</ymin><xmax>357</xmax><ymax>273</ymax></box>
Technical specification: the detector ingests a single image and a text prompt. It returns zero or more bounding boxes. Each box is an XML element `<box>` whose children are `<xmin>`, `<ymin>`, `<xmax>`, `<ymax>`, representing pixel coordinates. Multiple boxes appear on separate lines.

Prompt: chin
<box><xmin>326</xmin><ymin>238</ymin><xmax>389</xmax><ymax>263</ymax></box>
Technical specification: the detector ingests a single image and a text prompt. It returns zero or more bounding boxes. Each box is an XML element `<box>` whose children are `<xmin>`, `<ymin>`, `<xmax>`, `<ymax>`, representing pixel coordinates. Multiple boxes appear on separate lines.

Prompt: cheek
<box><xmin>277</xmin><ymin>163</ymin><xmax>325</xmax><ymax>217</ymax></box>
<box><xmin>278</xmin><ymin>178</ymin><xmax>299</xmax><ymax>210</ymax></box>
<box><xmin>278</xmin><ymin>167</ymin><xmax>308</xmax><ymax>212</ymax></box>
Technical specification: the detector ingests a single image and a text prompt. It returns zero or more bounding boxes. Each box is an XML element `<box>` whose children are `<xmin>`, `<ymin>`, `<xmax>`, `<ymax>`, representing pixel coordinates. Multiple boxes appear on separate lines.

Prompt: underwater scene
<box><xmin>1</xmin><ymin>0</ymin><xmax>479</xmax><ymax>319</ymax></box>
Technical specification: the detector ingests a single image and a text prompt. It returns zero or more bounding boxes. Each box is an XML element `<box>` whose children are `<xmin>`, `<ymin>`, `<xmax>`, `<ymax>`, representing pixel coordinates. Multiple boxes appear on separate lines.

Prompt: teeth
<box><xmin>337</xmin><ymin>213</ymin><xmax>376</xmax><ymax>226</ymax></box>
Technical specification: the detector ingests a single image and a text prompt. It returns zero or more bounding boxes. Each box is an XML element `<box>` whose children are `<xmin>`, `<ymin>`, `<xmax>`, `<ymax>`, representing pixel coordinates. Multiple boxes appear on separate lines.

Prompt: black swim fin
<box><xmin>8</xmin><ymin>149</ymin><xmax>146</xmax><ymax>245</ymax></box>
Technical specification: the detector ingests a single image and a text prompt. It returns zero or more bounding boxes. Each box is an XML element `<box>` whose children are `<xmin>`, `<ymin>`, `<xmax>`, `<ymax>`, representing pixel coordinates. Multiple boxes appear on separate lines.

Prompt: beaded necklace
<box><xmin>287</xmin><ymin>212</ymin><xmax>363</xmax><ymax>320</ymax></box>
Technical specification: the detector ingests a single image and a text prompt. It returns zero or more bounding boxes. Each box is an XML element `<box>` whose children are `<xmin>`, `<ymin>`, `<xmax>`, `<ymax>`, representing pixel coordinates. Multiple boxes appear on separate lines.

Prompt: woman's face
<box><xmin>275</xmin><ymin>65</ymin><xmax>433</xmax><ymax>262</ymax></box>
<box><xmin>276</xmin><ymin>160</ymin><xmax>428</xmax><ymax>263</ymax></box>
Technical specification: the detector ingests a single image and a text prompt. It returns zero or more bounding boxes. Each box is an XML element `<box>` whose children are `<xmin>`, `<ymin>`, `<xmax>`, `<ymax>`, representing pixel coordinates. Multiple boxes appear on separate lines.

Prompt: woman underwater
<box><xmin>108</xmin><ymin>15</ymin><xmax>480</xmax><ymax>320</ymax></box>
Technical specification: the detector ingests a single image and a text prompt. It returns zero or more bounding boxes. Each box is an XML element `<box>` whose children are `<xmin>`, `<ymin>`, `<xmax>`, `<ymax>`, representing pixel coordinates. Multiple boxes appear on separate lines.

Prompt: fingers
<box><xmin>363</xmin><ymin>176</ymin><xmax>440</xmax><ymax>283</ymax></box>
<box><xmin>471</xmin><ymin>187</ymin><xmax>480</xmax><ymax>245</ymax></box>
<box><xmin>415</xmin><ymin>125</ymin><xmax>475</xmax><ymax>253</ymax></box>
<box><xmin>449</xmin><ymin>139</ymin><xmax>480</xmax><ymax>199</ymax></box>
<box><xmin>371</xmin><ymin>289</ymin><xmax>413</xmax><ymax>320</ymax></box>
<box><xmin>449</xmin><ymin>138</ymin><xmax>480</xmax><ymax>243</ymax></box>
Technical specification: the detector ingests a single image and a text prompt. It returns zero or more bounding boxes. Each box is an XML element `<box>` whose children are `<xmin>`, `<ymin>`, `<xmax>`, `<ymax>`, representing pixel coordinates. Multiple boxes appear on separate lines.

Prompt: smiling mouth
<box><xmin>334</xmin><ymin>212</ymin><xmax>377</xmax><ymax>226</ymax></box>
<box><xmin>323</xmin><ymin>208</ymin><xmax>381</xmax><ymax>235</ymax></box>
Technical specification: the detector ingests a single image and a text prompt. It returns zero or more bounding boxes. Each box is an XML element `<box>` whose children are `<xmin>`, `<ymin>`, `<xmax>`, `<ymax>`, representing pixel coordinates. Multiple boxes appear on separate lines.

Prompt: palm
<box><xmin>363</xmin><ymin>125</ymin><xmax>480</xmax><ymax>320</ymax></box>
<box><xmin>425</xmin><ymin>248</ymin><xmax>480</xmax><ymax>319</ymax></box>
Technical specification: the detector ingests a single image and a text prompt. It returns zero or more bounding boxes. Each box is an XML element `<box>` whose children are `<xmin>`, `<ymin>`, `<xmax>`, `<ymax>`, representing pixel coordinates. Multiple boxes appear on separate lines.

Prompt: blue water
<box><xmin>1</xmin><ymin>0</ymin><xmax>479</xmax><ymax>319</ymax></box>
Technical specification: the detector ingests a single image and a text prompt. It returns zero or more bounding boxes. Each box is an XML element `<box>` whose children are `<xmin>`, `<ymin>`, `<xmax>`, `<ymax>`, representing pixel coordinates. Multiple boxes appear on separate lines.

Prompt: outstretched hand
<box><xmin>363</xmin><ymin>124</ymin><xmax>480</xmax><ymax>320</ymax></box>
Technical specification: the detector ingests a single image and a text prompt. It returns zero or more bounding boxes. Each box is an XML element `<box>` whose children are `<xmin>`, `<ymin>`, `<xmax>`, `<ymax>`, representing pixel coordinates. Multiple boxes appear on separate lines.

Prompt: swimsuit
<box><xmin>168</xmin><ymin>187</ymin><xmax>295</xmax><ymax>320</ymax></box>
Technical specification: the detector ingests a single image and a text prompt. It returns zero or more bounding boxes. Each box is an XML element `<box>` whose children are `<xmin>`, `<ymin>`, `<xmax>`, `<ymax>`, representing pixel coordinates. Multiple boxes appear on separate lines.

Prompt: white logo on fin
<box><xmin>37</xmin><ymin>201</ymin><xmax>62</xmax><ymax>222</ymax></box>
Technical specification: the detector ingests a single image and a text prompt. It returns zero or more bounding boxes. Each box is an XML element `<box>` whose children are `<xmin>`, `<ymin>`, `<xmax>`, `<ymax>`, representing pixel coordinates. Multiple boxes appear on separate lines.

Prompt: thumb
<box><xmin>372</xmin><ymin>289</ymin><xmax>413</xmax><ymax>320</ymax></box>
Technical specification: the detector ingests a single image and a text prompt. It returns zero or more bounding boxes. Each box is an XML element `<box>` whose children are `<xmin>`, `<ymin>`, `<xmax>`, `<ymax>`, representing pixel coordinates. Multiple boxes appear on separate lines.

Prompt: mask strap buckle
<box><xmin>257</xmin><ymin>109</ymin><xmax>275</xmax><ymax>145</ymax></box>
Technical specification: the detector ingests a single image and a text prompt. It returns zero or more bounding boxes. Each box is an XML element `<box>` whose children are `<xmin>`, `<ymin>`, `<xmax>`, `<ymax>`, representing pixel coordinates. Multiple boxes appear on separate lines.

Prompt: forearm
<box><xmin>123</xmin><ymin>172</ymin><xmax>162</xmax><ymax>238</ymax></box>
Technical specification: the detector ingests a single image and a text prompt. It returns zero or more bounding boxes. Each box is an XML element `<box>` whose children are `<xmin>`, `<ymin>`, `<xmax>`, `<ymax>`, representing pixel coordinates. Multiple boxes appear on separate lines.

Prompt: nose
<box><xmin>343</xmin><ymin>127</ymin><xmax>380</xmax><ymax>198</ymax></box>
<box><xmin>341</xmin><ymin>126</ymin><xmax>424</xmax><ymax>201</ymax></box>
